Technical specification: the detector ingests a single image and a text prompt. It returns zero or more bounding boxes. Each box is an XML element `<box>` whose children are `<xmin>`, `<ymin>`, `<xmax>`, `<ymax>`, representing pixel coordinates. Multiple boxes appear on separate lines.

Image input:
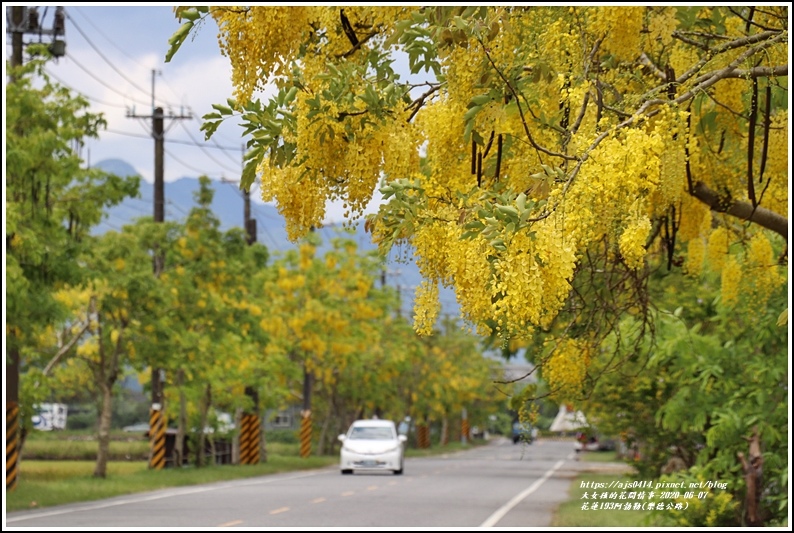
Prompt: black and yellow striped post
<box><xmin>239</xmin><ymin>413</ymin><xmax>251</xmax><ymax>464</ymax></box>
<box><xmin>417</xmin><ymin>422</ymin><xmax>430</xmax><ymax>449</ymax></box>
<box><xmin>299</xmin><ymin>410</ymin><xmax>312</xmax><ymax>458</ymax></box>
<box><xmin>240</xmin><ymin>413</ymin><xmax>260</xmax><ymax>465</ymax></box>
<box><xmin>148</xmin><ymin>406</ymin><xmax>166</xmax><ymax>470</ymax></box>
<box><xmin>461</xmin><ymin>419</ymin><xmax>470</xmax><ymax>444</ymax></box>
<box><xmin>461</xmin><ymin>408</ymin><xmax>470</xmax><ymax>445</ymax></box>
<box><xmin>6</xmin><ymin>402</ymin><xmax>20</xmax><ymax>491</ymax></box>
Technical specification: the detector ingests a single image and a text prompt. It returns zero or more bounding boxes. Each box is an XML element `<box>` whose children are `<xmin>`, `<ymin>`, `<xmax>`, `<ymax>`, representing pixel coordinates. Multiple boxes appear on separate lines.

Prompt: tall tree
<box><xmin>583</xmin><ymin>267</ymin><xmax>788</xmax><ymax>526</ymax></box>
<box><xmin>166</xmin><ymin>7</ymin><xmax>787</xmax><ymax>381</ymax></box>
<box><xmin>42</xmin><ymin>222</ymin><xmax>166</xmax><ymax>477</ymax></box>
<box><xmin>5</xmin><ymin>53</ymin><xmax>139</xmax><ymax>482</ymax></box>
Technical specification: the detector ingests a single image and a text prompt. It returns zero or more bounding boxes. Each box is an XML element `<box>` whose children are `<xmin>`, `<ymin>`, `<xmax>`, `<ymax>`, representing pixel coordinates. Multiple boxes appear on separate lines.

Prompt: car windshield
<box><xmin>348</xmin><ymin>426</ymin><xmax>395</xmax><ymax>440</ymax></box>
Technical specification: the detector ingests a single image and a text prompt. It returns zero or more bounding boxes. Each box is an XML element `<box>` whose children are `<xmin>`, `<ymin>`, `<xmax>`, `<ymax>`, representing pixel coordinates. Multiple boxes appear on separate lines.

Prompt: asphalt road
<box><xmin>6</xmin><ymin>437</ymin><xmax>601</xmax><ymax>528</ymax></box>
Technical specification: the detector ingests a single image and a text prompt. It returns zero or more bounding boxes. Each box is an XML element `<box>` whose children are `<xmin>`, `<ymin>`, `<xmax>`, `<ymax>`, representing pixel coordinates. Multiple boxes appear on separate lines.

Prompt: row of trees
<box><xmin>166</xmin><ymin>6</ymin><xmax>788</xmax><ymax>526</ymax></box>
<box><xmin>6</xmin><ymin>55</ymin><xmax>504</xmax><ymax>480</ymax></box>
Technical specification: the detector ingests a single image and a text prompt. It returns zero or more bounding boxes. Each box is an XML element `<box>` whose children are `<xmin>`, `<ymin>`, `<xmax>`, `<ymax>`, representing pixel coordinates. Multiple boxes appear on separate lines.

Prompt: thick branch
<box><xmin>704</xmin><ymin>64</ymin><xmax>787</xmax><ymax>81</ymax></box>
<box><xmin>676</xmin><ymin>30</ymin><xmax>784</xmax><ymax>86</ymax></box>
<box><xmin>43</xmin><ymin>320</ymin><xmax>91</xmax><ymax>376</ymax></box>
<box><xmin>691</xmin><ymin>181</ymin><xmax>788</xmax><ymax>241</ymax></box>
<box><xmin>405</xmin><ymin>83</ymin><xmax>442</xmax><ymax>122</ymax></box>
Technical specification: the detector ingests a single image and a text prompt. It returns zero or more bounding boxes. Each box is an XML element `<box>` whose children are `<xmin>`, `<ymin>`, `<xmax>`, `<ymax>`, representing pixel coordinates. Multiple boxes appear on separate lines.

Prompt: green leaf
<box><xmin>165</xmin><ymin>22</ymin><xmax>193</xmax><ymax>63</ymax></box>
<box><xmin>211</xmin><ymin>103</ymin><xmax>234</xmax><ymax>116</ymax></box>
<box><xmin>470</xmin><ymin>93</ymin><xmax>492</xmax><ymax>106</ymax></box>
<box><xmin>464</xmin><ymin>105</ymin><xmax>482</xmax><ymax>123</ymax></box>
<box><xmin>776</xmin><ymin>308</ymin><xmax>787</xmax><ymax>327</ymax></box>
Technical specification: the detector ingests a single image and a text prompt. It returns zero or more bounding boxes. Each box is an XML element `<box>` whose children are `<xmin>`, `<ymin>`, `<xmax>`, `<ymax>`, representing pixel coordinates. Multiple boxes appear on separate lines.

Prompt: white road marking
<box><xmin>5</xmin><ymin>471</ymin><xmax>323</xmax><ymax>523</ymax></box>
<box><xmin>479</xmin><ymin>454</ymin><xmax>572</xmax><ymax>527</ymax></box>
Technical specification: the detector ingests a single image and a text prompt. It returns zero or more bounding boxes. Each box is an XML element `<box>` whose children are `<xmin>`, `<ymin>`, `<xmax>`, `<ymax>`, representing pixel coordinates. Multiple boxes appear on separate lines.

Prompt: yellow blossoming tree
<box><xmin>167</xmin><ymin>6</ymin><xmax>788</xmax><ymax>402</ymax></box>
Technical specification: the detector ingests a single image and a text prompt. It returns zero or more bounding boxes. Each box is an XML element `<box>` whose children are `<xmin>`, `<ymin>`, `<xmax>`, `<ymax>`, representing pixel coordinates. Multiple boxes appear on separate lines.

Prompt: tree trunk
<box><xmin>196</xmin><ymin>383</ymin><xmax>211</xmax><ymax>467</ymax></box>
<box><xmin>738</xmin><ymin>426</ymin><xmax>764</xmax><ymax>526</ymax></box>
<box><xmin>232</xmin><ymin>406</ymin><xmax>243</xmax><ymax>464</ymax></box>
<box><xmin>317</xmin><ymin>397</ymin><xmax>335</xmax><ymax>456</ymax></box>
<box><xmin>174</xmin><ymin>369</ymin><xmax>187</xmax><ymax>468</ymax></box>
<box><xmin>260</xmin><ymin>420</ymin><xmax>268</xmax><ymax>463</ymax></box>
<box><xmin>440</xmin><ymin>416</ymin><xmax>449</xmax><ymax>446</ymax></box>
<box><xmin>93</xmin><ymin>382</ymin><xmax>113</xmax><ymax>478</ymax></box>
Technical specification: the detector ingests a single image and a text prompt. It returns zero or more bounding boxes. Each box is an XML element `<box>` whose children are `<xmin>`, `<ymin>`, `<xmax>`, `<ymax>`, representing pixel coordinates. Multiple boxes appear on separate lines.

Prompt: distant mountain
<box><xmin>92</xmin><ymin>159</ymin><xmax>460</xmax><ymax>321</ymax></box>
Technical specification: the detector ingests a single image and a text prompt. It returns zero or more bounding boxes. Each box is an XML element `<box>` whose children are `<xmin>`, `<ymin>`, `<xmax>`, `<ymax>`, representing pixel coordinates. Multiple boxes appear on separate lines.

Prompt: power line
<box><xmin>104</xmin><ymin>128</ymin><xmax>241</xmax><ymax>151</ymax></box>
<box><xmin>178</xmin><ymin>120</ymin><xmax>240</xmax><ymax>174</ymax></box>
<box><xmin>58</xmin><ymin>53</ymin><xmax>151</xmax><ymax>108</ymax></box>
<box><xmin>63</xmin><ymin>9</ymin><xmax>154</xmax><ymax>100</ymax></box>
<box><xmin>67</xmin><ymin>8</ymin><xmax>150</xmax><ymax>70</ymax></box>
<box><xmin>187</xmin><ymin>111</ymin><xmax>242</xmax><ymax>167</ymax></box>
<box><xmin>43</xmin><ymin>67</ymin><xmax>129</xmax><ymax>109</ymax></box>
<box><xmin>165</xmin><ymin>148</ymin><xmax>229</xmax><ymax>180</ymax></box>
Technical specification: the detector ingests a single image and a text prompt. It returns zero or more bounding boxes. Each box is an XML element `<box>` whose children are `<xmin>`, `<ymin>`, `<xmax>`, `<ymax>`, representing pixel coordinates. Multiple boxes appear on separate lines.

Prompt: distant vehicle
<box><xmin>338</xmin><ymin>419</ymin><xmax>407</xmax><ymax>475</ymax></box>
<box><xmin>512</xmin><ymin>421</ymin><xmax>537</xmax><ymax>444</ymax></box>
<box><xmin>122</xmin><ymin>422</ymin><xmax>150</xmax><ymax>433</ymax></box>
<box><xmin>574</xmin><ymin>431</ymin><xmax>611</xmax><ymax>452</ymax></box>
<box><xmin>31</xmin><ymin>403</ymin><xmax>68</xmax><ymax>431</ymax></box>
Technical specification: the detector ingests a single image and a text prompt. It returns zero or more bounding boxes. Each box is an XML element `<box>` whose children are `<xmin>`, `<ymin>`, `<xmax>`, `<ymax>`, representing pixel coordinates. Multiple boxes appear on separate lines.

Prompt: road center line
<box><xmin>479</xmin><ymin>457</ymin><xmax>569</xmax><ymax>527</ymax></box>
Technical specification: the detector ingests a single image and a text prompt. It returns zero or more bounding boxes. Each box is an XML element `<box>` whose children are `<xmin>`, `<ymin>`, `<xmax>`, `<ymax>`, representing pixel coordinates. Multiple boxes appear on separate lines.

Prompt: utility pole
<box><xmin>239</xmin><ymin>164</ymin><xmax>261</xmax><ymax>464</ymax></box>
<box><xmin>6</xmin><ymin>4</ymin><xmax>67</xmax><ymax>493</ymax></box>
<box><xmin>126</xmin><ymin>69</ymin><xmax>191</xmax><ymax>469</ymax></box>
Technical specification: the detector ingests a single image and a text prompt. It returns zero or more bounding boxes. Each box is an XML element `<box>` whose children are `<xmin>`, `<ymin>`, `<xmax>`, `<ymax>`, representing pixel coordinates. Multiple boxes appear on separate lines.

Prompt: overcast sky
<box><xmin>3</xmin><ymin>4</ymin><xmax>385</xmax><ymax>224</ymax></box>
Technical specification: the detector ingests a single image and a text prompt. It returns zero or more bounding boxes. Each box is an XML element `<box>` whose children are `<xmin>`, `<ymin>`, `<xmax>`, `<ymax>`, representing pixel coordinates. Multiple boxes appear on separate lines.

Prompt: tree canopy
<box><xmin>167</xmin><ymin>5</ymin><xmax>788</xmax><ymax>385</ymax></box>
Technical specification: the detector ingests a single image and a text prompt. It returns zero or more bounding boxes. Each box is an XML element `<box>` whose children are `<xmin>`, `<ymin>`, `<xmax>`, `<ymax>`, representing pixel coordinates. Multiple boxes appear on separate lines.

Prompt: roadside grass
<box><xmin>7</xmin><ymin>431</ymin><xmax>489</xmax><ymax>513</ymax></box>
<box><xmin>552</xmin><ymin>453</ymin><xmax>667</xmax><ymax>528</ymax></box>
<box><xmin>575</xmin><ymin>450</ymin><xmax>618</xmax><ymax>463</ymax></box>
<box><xmin>7</xmin><ymin>456</ymin><xmax>338</xmax><ymax>513</ymax></box>
<box><xmin>20</xmin><ymin>437</ymin><xmax>151</xmax><ymax>461</ymax></box>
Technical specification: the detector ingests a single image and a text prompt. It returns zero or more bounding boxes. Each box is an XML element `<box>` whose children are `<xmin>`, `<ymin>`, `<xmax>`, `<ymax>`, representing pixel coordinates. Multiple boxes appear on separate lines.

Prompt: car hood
<box><xmin>342</xmin><ymin>440</ymin><xmax>401</xmax><ymax>454</ymax></box>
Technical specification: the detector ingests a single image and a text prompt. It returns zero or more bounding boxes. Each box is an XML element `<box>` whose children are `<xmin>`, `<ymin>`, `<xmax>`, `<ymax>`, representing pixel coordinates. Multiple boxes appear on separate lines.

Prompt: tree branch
<box><xmin>691</xmin><ymin>181</ymin><xmax>788</xmax><ymax>241</ymax></box>
<box><xmin>479</xmin><ymin>38</ymin><xmax>579</xmax><ymax>162</ymax></box>
<box><xmin>43</xmin><ymin>320</ymin><xmax>91</xmax><ymax>376</ymax></box>
<box><xmin>405</xmin><ymin>83</ymin><xmax>442</xmax><ymax>122</ymax></box>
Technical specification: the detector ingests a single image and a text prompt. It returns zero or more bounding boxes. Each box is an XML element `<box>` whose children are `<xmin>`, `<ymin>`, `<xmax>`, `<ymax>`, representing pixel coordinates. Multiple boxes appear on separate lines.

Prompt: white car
<box><xmin>338</xmin><ymin>419</ymin><xmax>407</xmax><ymax>475</ymax></box>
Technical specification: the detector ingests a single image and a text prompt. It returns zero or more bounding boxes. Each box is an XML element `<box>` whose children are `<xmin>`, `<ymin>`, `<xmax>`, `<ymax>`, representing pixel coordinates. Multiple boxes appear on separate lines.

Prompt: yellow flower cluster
<box><xmin>720</xmin><ymin>256</ymin><xmax>742</xmax><ymax>306</ymax></box>
<box><xmin>646</xmin><ymin>8</ymin><xmax>677</xmax><ymax>48</ymax></box>
<box><xmin>414</xmin><ymin>100</ymin><xmax>474</xmax><ymax>197</ymax></box>
<box><xmin>654</xmin><ymin>110</ymin><xmax>688</xmax><ymax>210</ymax></box>
<box><xmin>211</xmin><ymin>7</ymin><xmax>316</xmax><ymax>103</ymax></box>
<box><xmin>741</xmin><ymin>233</ymin><xmax>786</xmax><ymax>314</ymax></box>
<box><xmin>706</xmin><ymin>226</ymin><xmax>730</xmax><ymax>273</ymax></box>
<box><xmin>759</xmin><ymin>111</ymin><xmax>789</xmax><ymax>217</ymax></box>
<box><xmin>543</xmin><ymin>337</ymin><xmax>591</xmax><ymax>401</ymax></box>
<box><xmin>684</xmin><ymin>237</ymin><xmax>705</xmax><ymax>278</ymax></box>
<box><xmin>619</xmin><ymin>215</ymin><xmax>651</xmax><ymax>270</ymax></box>
<box><xmin>676</xmin><ymin>195</ymin><xmax>711</xmax><ymax>243</ymax></box>
<box><xmin>587</xmin><ymin>7</ymin><xmax>644</xmax><ymax>63</ymax></box>
<box><xmin>413</xmin><ymin>280</ymin><xmax>441</xmax><ymax>336</ymax></box>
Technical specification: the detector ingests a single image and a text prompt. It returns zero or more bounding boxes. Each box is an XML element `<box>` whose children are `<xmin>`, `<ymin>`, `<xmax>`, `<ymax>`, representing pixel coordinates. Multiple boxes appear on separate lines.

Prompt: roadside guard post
<box><xmin>149</xmin><ymin>402</ymin><xmax>166</xmax><ymax>469</ymax></box>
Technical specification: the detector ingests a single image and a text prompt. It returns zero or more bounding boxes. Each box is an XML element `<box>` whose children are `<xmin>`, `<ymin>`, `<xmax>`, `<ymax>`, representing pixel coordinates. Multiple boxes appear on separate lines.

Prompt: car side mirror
<box><xmin>338</xmin><ymin>434</ymin><xmax>346</xmax><ymax>442</ymax></box>
<box><xmin>398</xmin><ymin>435</ymin><xmax>407</xmax><ymax>443</ymax></box>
